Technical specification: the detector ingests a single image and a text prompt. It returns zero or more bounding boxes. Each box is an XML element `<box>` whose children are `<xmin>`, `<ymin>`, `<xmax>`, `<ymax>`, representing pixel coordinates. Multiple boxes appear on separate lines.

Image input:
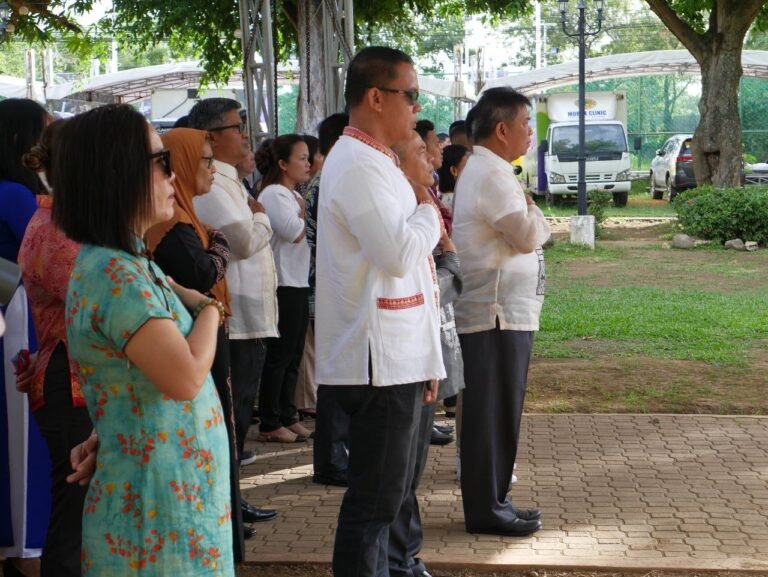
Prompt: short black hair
<box><xmin>448</xmin><ymin>120</ymin><xmax>466</xmax><ymax>141</ymax></box>
<box><xmin>415</xmin><ymin>119</ymin><xmax>435</xmax><ymax>141</ymax></box>
<box><xmin>317</xmin><ymin>113</ymin><xmax>349</xmax><ymax>156</ymax></box>
<box><xmin>437</xmin><ymin>132</ymin><xmax>449</xmax><ymax>143</ymax></box>
<box><xmin>254</xmin><ymin>134</ymin><xmax>305</xmax><ymax>192</ymax></box>
<box><xmin>471</xmin><ymin>87</ymin><xmax>531</xmax><ymax>142</ymax></box>
<box><xmin>464</xmin><ymin>108</ymin><xmax>477</xmax><ymax>141</ymax></box>
<box><xmin>173</xmin><ymin>115</ymin><xmax>189</xmax><ymax>128</ymax></box>
<box><xmin>344</xmin><ymin>46</ymin><xmax>414</xmax><ymax>109</ymax></box>
<box><xmin>0</xmin><ymin>98</ymin><xmax>49</xmax><ymax>194</ymax></box>
<box><xmin>52</xmin><ymin>105</ymin><xmax>153</xmax><ymax>256</ymax></box>
<box><xmin>437</xmin><ymin>144</ymin><xmax>468</xmax><ymax>193</ymax></box>
<box><xmin>188</xmin><ymin>98</ymin><xmax>242</xmax><ymax>131</ymax></box>
<box><xmin>302</xmin><ymin>134</ymin><xmax>320</xmax><ymax>166</ymax></box>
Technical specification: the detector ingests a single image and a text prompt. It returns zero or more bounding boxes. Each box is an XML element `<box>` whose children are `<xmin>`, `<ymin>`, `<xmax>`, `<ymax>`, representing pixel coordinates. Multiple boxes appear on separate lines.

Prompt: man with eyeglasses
<box><xmin>188</xmin><ymin>98</ymin><xmax>280</xmax><ymax>544</ymax></box>
<box><xmin>315</xmin><ymin>46</ymin><xmax>444</xmax><ymax>577</ymax></box>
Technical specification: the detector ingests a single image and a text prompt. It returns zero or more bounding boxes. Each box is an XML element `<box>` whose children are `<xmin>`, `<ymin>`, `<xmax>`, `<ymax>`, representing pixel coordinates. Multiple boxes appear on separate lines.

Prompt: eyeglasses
<box><xmin>201</xmin><ymin>155</ymin><xmax>214</xmax><ymax>169</ymax></box>
<box><xmin>376</xmin><ymin>87</ymin><xmax>420</xmax><ymax>106</ymax></box>
<box><xmin>148</xmin><ymin>149</ymin><xmax>172</xmax><ymax>178</ymax></box>
<box><xmin>208</xmin><ymin>122</ymin><xmax>247</xmax><ymax>134</ymax></box>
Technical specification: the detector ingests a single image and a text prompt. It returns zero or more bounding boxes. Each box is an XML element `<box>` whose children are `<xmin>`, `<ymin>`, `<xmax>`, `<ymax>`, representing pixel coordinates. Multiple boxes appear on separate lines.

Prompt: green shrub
<box><xmin>673</xmin><ymin>185</ymin><xmax>768</xmax><ymax>244</ymax></box>
<box><xmin>588</xmin><ymin>190</ymin><xmax>612</xmax><ymax>238</ymax></box>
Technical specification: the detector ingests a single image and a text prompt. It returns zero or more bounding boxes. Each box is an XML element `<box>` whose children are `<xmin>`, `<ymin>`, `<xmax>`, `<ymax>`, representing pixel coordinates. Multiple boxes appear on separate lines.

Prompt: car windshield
<box><xmin>551</xmin><ymin>124</ymin><xmax>628</xmax><ymax>155</ymax></box>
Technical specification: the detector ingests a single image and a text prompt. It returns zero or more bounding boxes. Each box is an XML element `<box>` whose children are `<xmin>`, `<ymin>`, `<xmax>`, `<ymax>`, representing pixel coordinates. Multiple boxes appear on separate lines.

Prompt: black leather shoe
<box><xmin>468</xmin><ymin>517</ymin><xmax>542</xmax><ymax>537</ymax></box>
<box><xmin>434</xmin><ymin>424</ymin><xmax>454</xmax><ymax>435</ymax></box>
<box><xmin>240</xmin><ymin>500</ymin><xmax>278</xmax><ymax>523</ymax></box>
<box><xmin>513</xmin><ymin>507</ymin><xmax>541</xmax><ymax>521</ymax></box>
<box><xmin>243</xmin><ymin>526</ymin><xmax>256</xmax><ymax>540</ymax></box>
<box><xmin>312</xmin><ymin>473</ymin><xmax>348</xmax><ymax>487</ymax></box>
<box><xmin>430</xmin><ymin>426</ymin><xmax>454</xmax><ymax>446</ymax></box>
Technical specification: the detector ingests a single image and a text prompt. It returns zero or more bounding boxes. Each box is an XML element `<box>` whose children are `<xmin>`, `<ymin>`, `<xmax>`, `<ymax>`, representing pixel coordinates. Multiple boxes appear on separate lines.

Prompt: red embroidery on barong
<box><xmin>377</xmin><ymin>293</ymin><xmax>425</xmax><ymax>310</ymax></box>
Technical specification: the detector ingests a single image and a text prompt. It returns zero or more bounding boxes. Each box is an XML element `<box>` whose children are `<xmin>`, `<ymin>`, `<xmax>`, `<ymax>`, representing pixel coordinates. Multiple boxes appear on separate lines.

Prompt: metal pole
<box><xmin>577</xmin><ymin>1</ymin><xmax>587</xmax><ymax>216</ymax></box>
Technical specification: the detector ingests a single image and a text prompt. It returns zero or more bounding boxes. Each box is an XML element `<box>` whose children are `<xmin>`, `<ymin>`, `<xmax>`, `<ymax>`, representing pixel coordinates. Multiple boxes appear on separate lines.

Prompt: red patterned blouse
<box><xmin>18</xmin><ymin>195</ymin><xmax>84</xmax><ymax>411</ymax></box>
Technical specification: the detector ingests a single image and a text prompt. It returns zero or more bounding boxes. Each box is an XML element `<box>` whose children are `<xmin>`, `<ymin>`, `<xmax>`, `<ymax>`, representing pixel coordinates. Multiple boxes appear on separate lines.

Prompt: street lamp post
<box><xmin>558</xmin><ymin>0</ymin><xmax>604</xmax><ymax>216</ymax></box>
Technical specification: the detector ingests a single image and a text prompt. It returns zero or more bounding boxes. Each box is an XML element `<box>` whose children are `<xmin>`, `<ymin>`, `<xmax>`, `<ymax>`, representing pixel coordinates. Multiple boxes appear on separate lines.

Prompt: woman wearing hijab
<box><xmin>144</xmin><ymin>128</ymin><xmax>248</xmax><ymax>560</ymax></box>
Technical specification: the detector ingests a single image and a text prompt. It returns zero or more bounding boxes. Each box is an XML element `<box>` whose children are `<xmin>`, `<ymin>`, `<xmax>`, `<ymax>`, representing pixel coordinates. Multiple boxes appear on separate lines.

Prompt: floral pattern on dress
<box><xmin>66</xmin><ymin>244</ymin><xmax>233</xmax><ymax>577</ymax></box>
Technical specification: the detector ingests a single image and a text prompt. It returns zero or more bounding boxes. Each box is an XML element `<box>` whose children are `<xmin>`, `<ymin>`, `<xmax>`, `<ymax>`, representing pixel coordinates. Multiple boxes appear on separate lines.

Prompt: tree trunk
<box><xmin>296</xmin><ymin>0</ymin><xmax>326</xmax><ymax>133</ymax></box>
<box><xmin>644</xmin><ymin>0</ymin><xmax>765</xmax><ymax>188</ymax></box>
<box><xmin>694</xmin><ymin>47</ymin><xmax>744</xmax><ymax>187</ymax></box>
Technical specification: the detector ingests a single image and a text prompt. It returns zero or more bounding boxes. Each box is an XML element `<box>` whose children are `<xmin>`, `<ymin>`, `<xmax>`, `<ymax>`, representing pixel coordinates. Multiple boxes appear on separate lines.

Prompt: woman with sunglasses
<box><xmin>144</xmin><ymin>127</ymin><xmax>250</xmax><ymax>559</ymax></box>
<box><xmin>52</xmin><ymin>105</ymin><xmax>233</xmax><ymax>577</ymax></box>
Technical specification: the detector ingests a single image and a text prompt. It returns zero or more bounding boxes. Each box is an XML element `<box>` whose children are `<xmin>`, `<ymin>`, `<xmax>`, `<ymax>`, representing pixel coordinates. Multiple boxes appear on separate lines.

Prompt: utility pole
<box><xmin>559</xmin><ymin>0</ymin><xmax>604</xmax><ymax>217</ymax></box>
<box><xmin>535</xmin><ymin>1</ymin><xmax>542</xmax><ymax>69</ymax></box>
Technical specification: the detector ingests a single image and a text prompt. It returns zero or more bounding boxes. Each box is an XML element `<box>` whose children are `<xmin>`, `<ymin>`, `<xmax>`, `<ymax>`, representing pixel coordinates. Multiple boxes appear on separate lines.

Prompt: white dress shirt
<box><xmin>315</xmin><ymin>133</ymin><xmax>446</xmax><ymax>386</ymax></box>
<box><xmin>193</xmin><ymin>160</ymin><xmax>279</xmax><ymax>339</ymax></box>
<box><xmin>258</xmin><ymin>184</ymin><xmax>310</xmax><ymax>288</ymax></box>
<box><xmin>452</xmin><ymin>145</ymin><xmax>551</xmax><ymax>334</ymax></box>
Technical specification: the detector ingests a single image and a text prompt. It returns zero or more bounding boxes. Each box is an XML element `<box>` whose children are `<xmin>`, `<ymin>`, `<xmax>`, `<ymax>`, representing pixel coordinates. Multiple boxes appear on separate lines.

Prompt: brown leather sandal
<box><xmin>256</xmin><ymin>427</ymin><xmax>307</xmax><ymax>443</ymax></box>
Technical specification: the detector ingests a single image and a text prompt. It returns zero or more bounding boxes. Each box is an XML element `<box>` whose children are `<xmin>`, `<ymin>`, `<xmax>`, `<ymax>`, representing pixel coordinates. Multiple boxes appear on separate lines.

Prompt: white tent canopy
<box><xmin>0</xmin><ymin>74</ymin><xmax>72</xmax><ymax>102</ymax></box>
<box><xmin>481</xmin><ymin>50</ymin><xmax>768</xmax><ymax>96</ymax></box>
<box><xmin>66</xmin><ymin>62</ymin><xmax>212</xmax><ymax>103</ymax></box>
<box><xmin>59</xmin><ymin>61</ymin><xmax>475</xmax><ymax>104</ymax></box>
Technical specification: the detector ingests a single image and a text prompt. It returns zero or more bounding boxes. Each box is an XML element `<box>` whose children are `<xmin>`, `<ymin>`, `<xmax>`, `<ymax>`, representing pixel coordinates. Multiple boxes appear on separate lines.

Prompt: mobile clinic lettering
<box><xmin>546</xmin><ymin>93</ymin><xmax>618</xmax><ymax>122</ymax></box>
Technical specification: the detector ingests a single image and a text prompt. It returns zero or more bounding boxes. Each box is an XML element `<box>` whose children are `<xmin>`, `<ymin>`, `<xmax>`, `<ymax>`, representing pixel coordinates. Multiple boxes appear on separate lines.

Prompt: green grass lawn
<box><xmin>537</xmin><ymin>242</ymin><xmax>768</xmax><ymax>366</ymax></box>
<box><xmin>534</xmin><ymin>178</ymin><xmax>679</xmax><ymax>218</ymax></box>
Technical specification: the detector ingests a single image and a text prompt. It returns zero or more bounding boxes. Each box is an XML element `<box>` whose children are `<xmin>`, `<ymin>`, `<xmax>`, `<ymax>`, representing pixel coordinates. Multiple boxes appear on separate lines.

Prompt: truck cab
<box><xmin>544</xmin><ymin>120</ymin><xmax>632</xmax><ymax>206</ymax></box>
<box><xmin>536</xmin><ymin>91</ymin><xmax>632</xmax><ymax>207</ymax></box>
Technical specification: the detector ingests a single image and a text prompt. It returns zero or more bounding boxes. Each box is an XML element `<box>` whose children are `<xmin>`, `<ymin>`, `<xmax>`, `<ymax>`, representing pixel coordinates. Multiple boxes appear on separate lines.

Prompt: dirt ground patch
<box><xmin>536</xmin><ymin>224</ymin><xmax>768</xmax><ymax>413</ymax></box>
<box><xmin>527</xmin><ymin>349</ymin><xmax>768</xmax><ymax>414</ymax></box>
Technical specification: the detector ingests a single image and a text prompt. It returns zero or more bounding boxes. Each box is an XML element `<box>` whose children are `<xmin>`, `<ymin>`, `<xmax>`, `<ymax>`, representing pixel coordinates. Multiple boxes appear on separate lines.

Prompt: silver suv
<box><xmin>650</xmin><ymin>134</ymin><xmax>695</xmax><ymax>201</ymax></box>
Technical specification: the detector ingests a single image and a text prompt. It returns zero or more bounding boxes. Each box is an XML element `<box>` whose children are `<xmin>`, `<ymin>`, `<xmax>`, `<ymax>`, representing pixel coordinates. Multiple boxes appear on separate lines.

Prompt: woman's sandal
<box><xmin>256</xmin><ymin>428</ymin><xmax>307</xmax><ymax>443</ymax></box>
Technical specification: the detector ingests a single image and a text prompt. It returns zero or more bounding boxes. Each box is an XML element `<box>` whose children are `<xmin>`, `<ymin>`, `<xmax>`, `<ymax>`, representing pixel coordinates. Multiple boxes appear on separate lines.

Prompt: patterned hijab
<box><xmin>145</xmin><ymin>128</ymin><xmax>231</xmax><ymax>314</ymax></box>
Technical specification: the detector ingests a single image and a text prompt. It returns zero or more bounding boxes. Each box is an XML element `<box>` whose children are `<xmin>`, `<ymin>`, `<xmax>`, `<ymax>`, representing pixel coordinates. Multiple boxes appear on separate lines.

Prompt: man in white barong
<box><xmin>452</xmin><ymin>87</ymin><xmax>551</xmax><ymax>537</ymax></box>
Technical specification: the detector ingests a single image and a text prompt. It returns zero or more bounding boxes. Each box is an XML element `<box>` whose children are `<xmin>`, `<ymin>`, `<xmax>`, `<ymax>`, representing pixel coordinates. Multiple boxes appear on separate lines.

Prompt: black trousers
<box><xmin>32</xmin><ymin>343</ymin><xmax>92</xmax><ymax>577</ymax></box>
<box><xmin>210</xmin><ymin>324</ymin><xmax>245</xmax><ymax>563</ymax></box>
<box><xmin>230</xmin><ymin>337</ymin><xmax>267</xmax><ymax>457</ymax></box>
<box><xmin>313</xmin><ymin>384</ymin><xmax>350</xmax><ymax>481</ymax></box>
<box><xmin>331</xmin><ymin>382</ymin><xmax>423</xmax><ymax>577</ymax></box>
<box><xmin>459</xmin><ymin>329</ymin><xmax>534</xmax><ymax>532</ymax></box>
<box><xmin>259</xmin><ymin>286</ymin><xmax>310</xmax><ymax>432</ymax></box>
<box><xmin>388</xmin><ymin>402</ymin><xmax>435</xmax><ymax>577</ymax></box>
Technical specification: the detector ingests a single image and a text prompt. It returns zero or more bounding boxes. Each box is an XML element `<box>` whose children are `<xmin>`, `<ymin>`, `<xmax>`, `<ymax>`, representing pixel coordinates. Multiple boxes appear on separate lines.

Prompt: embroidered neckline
<box><xmin>343</xmin><ymin>127</ymin><xmax>399</xmax><ymax>166</ymax></box>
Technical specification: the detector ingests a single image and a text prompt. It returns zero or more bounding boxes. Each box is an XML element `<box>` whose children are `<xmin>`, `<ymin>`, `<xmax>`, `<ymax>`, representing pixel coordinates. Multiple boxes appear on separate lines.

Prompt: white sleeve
<box><xmin>194</xmin><ymin>187</ymin><xmax>273</xmax><ymax>260</ymax></box>
<box><xmin>260</xmin><ymin>187</ymin><xmax>305</xmax><ymax>243</ymax></box>
<box><xmin>338</xmin><ymin>161</ymin><xmax>441</xmax><ymax>278</ymax></box>
<box><xmin>491</xmin><ymin>206</ymin><xmax>551</xmax><ymax>253</ymax></box>
<box><xmin>477</xmin><ymin>171</ymin><xmax>550</xmax><ymax>253</ymax></box>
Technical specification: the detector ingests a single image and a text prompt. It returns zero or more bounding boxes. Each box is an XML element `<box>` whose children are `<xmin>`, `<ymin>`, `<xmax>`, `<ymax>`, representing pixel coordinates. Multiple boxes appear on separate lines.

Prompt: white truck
<box><xmin>537</xmin><ymin>91</ymin><xmax>631</xmax><ymax>207</ymax></box>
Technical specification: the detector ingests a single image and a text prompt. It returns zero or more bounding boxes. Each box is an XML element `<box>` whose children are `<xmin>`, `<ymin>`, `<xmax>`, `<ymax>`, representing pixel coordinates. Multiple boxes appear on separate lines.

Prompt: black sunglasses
<box><xmin>209</xmin><ymin>122</ymin><xmax>247</xmax><ymax>134</ymax></box>
<box><xmin>376</xmin><ymin>87</ymin><xmax>420</xmax><ymax>106</ymax></box>
<box><xmin>148</xmin><ymin>149</ymin><xmax>172</xmax><ymax>178</ymax></box>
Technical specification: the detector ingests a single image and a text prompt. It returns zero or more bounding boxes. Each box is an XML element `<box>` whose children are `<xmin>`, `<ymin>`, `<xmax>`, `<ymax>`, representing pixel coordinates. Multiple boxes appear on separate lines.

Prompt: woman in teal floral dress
<box><xmin>52</xmin><ymin>105</ymin><xmax>233</xmax><ymax>577</ymax></box>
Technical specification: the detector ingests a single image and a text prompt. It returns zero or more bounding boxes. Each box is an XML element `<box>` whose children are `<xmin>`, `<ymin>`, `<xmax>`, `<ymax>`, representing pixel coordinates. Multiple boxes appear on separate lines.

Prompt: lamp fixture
<box><xmin>18</xmin><ymin>5</ymin><xmax>29</xmax><ymax>15</ymax></box>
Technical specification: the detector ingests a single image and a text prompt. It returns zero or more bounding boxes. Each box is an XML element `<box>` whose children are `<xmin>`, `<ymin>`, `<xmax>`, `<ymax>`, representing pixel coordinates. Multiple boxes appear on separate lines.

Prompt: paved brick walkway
<box><xmin>240</xmin><ymin>414</ymin><xmax>768</xmax><ymax>571</ymax></box>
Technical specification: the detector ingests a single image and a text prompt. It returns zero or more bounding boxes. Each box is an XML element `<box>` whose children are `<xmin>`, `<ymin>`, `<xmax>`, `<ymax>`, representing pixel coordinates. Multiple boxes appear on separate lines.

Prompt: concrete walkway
<box><xmin>240</xmin><ymin>414</ymin><xmax>768</xmax><ymax>571</ymax></box>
